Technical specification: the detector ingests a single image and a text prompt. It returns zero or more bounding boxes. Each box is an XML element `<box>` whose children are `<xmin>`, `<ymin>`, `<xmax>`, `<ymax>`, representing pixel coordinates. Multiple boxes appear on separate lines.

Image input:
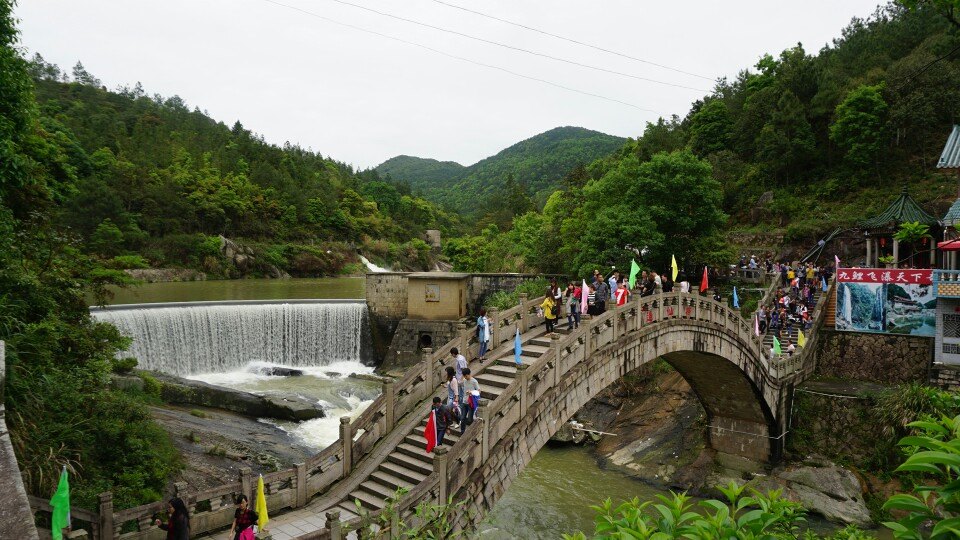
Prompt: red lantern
<box><xmin>880</xmin><ymin>237</ymin><xmax>887</xmax><ymax>248</ymax></box>
<box><xmin>923</xmin><ymin>237</ymin><xmax>928</xmax><ymax>246</ymax></box>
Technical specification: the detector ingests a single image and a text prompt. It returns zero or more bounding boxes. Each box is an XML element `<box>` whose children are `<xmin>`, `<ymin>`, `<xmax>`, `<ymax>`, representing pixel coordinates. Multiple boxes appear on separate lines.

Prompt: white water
<box><xmin>189</xmin><ymin>361</ymin><xmax>379</xmax><ymax>449</ymax></box>
<box><xmin>843</xmin><ymin>285</ymin><xmax>852</xmax><ymax>324</ymax></box>
<box><xmin>93</xmin><ymin>302</ymin><xmax>368</xmax><ymax>376</ymax></box>
<box><xmin>359</xmin><ymin>255</ymin><xmax>390</xmax><ymax>273</ymax></box>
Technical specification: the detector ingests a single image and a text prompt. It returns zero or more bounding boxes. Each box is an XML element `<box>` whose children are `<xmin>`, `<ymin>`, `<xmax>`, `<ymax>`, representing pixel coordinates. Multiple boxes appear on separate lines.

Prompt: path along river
<box><xmin>102</xmin><ymin>279</ymin><xmax>888</xmax><ymax>538</ymax></box>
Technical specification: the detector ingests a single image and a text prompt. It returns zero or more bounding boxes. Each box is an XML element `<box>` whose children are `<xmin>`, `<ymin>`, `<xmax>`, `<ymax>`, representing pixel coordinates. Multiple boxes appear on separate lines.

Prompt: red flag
<box><xmin>699</xmin><ymin>266</ymin><xmax>709</xmax><ymax>293</ymax></box>
<box><xmin>424</xmin><ymin>410</ymin><xmax>437</xmax><ymax>453</ymax></box>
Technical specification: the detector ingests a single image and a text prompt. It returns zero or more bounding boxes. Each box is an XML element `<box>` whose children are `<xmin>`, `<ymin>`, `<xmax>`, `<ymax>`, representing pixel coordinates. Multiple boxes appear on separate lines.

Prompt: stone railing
<box><xmin>32</xmin><ymin>283</ymin><xmax>809</xmax><ymax>539</ymax></box>
<box><xmin>314</xmin><ymin>291</ymin><xmax>769</xmax><ymax>538</ymax></box>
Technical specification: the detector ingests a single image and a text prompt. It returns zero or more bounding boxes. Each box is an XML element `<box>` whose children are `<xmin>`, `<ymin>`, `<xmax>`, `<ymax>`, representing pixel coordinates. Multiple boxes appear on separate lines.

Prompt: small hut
<box><xmin>858</xmin><ymin>187</ymin><xmax>939</xmax><ymax>268</ymax></box>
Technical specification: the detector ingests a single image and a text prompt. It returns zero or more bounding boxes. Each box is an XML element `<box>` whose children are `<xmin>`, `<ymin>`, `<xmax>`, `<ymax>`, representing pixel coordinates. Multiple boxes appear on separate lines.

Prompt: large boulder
<box><xmin>747</xmin><ymin>459</ymin><xmax>872</xmax><ymax>526</ymax></box>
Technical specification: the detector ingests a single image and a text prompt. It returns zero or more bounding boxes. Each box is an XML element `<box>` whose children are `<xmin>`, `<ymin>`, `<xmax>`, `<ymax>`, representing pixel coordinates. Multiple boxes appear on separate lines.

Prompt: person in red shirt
<box><xmin>615</xmin><ymin>281</ymin><xmax>631</xmax><ymax>306</ymax></box>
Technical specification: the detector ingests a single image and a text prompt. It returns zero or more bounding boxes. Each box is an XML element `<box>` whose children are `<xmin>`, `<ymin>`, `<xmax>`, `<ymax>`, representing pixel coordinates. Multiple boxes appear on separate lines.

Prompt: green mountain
<box><xmin>24</xmin><ymin>57</ymin><xmax>460</xmax><ymax>275</ymax></box>
<box><xmin>376</xmin><ymin>126</ymin><xmax>626</xmax><ymax>215</ymax></box>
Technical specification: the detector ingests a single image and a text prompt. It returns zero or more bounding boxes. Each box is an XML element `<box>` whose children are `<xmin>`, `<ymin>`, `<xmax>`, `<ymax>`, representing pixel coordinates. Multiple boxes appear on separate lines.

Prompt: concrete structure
<box><xmin>0</xmin><ymin>341</ymin><xmax>41</xmax><ymax>540</ymax></box>
<box><xmin>406</xmin><ymin>272</ymin><xmax>469</xmax><ymax>320</ymax></box>
<box><xmin>932</xmin><ymin>270</ymin><xmax>960</xmax><ymax>387</ymax></box>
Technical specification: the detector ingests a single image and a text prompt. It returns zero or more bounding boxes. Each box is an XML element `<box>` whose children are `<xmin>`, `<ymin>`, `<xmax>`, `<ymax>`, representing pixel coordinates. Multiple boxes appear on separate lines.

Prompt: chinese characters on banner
<box><xmin>835</xmin><ymin>268</ymin><xmax>935</xmax><ymax>336</ymax></box>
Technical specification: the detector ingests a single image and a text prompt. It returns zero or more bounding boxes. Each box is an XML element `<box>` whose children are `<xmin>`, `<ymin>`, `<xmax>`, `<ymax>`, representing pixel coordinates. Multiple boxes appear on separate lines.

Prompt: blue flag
<box><xmin>514</xmin><ymin>328</ymin><xmax>522</xmax><ymax>364</ymax></box>
<box><xmin>732</xmin><ymin>286</ymin><xmax>740</xmax><ymax>309</ymax></box>
<box><xmin>821</xmin><ymin>276</ymin><xmax>827</xmax><ymax>290</ymax></box>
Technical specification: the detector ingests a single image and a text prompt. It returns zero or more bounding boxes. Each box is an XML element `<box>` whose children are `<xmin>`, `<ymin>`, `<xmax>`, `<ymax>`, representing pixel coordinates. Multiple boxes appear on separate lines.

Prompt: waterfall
<box><xmin>92</xmin><ymin>301</ymin><xmax>371</xmax><ymax>376</ymax></box>
<box><xmin>843</xmin><ymin>285</ymin><xmax>852</xmax><ymax>324</ymax></box>
<box><xmin>359</xmin><ymin>255</ymin><xmax>389</xmax><ymax>273</ymax></box>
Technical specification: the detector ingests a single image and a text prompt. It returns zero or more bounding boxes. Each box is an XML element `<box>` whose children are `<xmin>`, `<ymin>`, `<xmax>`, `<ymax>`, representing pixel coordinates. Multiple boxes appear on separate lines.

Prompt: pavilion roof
<box><xmin>938</xmin><ymin>125</ymin><xmax>960</xmax><ymax>169</ymax></box>
<box><xmin>857</xmin><ymin>187</ymin><xmax>939</xmax><ymax>230</ymax></box>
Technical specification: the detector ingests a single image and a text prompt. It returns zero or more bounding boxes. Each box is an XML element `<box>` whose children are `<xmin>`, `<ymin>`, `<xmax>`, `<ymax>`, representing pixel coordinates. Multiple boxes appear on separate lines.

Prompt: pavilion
<box><xmin>858</xmin><ymin>187</ymin><xmax>939</xmax><ymax>268</ymax></box>
<box><xmin>937</xmin><ymin>125</ymin><xmax>960</xmax><ymax>269</ymax></box>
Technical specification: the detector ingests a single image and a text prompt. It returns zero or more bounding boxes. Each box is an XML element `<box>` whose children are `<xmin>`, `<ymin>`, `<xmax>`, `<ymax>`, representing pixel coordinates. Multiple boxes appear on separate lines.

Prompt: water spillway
<box><xmin>91</xmin><ymin>300</ymin><xmax>371</xmax><ymax>376</ymax></box>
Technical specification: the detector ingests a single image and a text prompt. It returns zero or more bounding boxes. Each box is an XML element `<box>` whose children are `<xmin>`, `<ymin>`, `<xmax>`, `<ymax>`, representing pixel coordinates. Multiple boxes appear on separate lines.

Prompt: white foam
<box><xmin>359</xmin><ymin>255</ymin><xmax>390</xmax><ymax>273</ymax></box>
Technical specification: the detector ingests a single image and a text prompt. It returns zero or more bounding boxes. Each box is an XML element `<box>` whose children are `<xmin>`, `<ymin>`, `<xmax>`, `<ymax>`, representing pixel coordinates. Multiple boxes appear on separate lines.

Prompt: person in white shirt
<box><xmin>450</xmin><ymin>348</ymin><xmax>468</xmax><ymax>382</ymax></box>
<box><xmin>679</xmin><ymin>276</ymin><xmax>691</xmax><ymax>293</ymax></box>
<box><xmin>786</xmin><ymin>340</ymin><xmax>796</xmax><ymax>356</ymax></box>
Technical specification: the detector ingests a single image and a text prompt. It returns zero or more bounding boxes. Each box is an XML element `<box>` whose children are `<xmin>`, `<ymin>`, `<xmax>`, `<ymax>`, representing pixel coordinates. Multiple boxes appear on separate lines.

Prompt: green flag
<box><xmin>772</xmin><ymin>336</ymin><xmax>782</xmax><ymax>356</ymax></box>
<box><xmin>628</xmin><ymin>259</ymin><xmax>641</xmax><ymax>289</ymax></box>
<box><xmin>50</xmin><ymin>466</ymin><xmax>70</xmax><ymax>540</ymax></box>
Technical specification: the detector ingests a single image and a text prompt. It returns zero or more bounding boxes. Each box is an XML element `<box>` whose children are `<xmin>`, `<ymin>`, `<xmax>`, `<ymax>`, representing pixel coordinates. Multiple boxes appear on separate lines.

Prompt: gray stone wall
<box><xmin>384</xmin><ymin>320</ymin><xmax>460</xmax><ymax>370</ymax></box>
<box><xmin>467</xmin><ymin>273</ymin><xmax>559</xmax><ymax>315</ymax></box>
<box><xmin>815</xmin><ymin>329</ymin><xmax>932</xmax><ymax>384</ymax></box>
<box><xmin>930</xmin><ymin>363</ymin><xmax>960</xmax><ymax>391</ymax></box>
<box><xmin>365</xmin><ymin>273</ymin><xmax>410</xmax><ymax>320</ymax></box>
<box><xmin>0</xmin><ymin>341</ymin><xmax>40</xmax><ymax>540</ymax></box>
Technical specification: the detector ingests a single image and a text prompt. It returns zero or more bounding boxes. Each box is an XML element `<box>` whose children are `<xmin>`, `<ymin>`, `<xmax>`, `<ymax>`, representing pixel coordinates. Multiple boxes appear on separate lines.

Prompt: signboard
<box><xmin>425</xmin><ymin>284</ymin><xmax>440</xmax><ymax>303</ymax></box>
<box><xmin>836</xmin><ymin>268</ymin><xmax>935</xmax><ymax>336</ymax></box>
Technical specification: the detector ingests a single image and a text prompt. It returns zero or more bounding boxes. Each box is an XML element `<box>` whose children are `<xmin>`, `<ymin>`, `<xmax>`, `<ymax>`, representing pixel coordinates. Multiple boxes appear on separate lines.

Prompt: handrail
<box><xmin>39</xmin><ymin>284</ymin><xmax>827</xmax><ymax>540</ymax></box>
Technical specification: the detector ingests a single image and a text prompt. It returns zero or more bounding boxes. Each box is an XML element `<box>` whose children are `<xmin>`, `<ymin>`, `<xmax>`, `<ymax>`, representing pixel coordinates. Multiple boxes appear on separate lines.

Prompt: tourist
<box><xmin>678</xmin><ymin>275</ymin><xmax>690</xmax><ymax>294</ymax></box>
<box><xmin>551</xmin><ymin>278</ymin><xmax>564</xmax><ymax>320</ymax></box>
<box><xmin>663</xmin><ymin>272</ymin><xmax>674</xmax><ymax>293</ymax></box>
<box><xmin>608</xmin><ymin>271</ymin><xmax>619</xmax><ymax>301</ymax></box>
<box><xmin>541</xmin><ymin>287</ymin><xmax>557</xmax><ymax>332</ymax></box>
<box><xmin>712</xmin><ymin>289</ymin><xmax>721</xmax><ymax>302</ymax></box>
<box><xmin>155</xmin><ymin>497</ymin><xmax>190</xmax><ymax>540</ymax></box>
<box><xmin>638</xmin><ymin>270</ymin><xmax>648</xmax><ymax>293</ymax></box>
<box><xmin>786</xmin><ymin>340</ymin><xmax>796</xmax><ymax>356</ymax></box>
<box><xmin>586</xmin><ymin>283</ymin><xmax>597</xmax><ymax>315</ymax></box>
<box><xmin>565</xmin><ymin>282</ymin><xmax>580</xmax><ymax>330</ymax></box>
<box><xmin>228</xmin><ymin>495</ymin><xmax>257</xmax><ymax>540</ymax></box>
<box><xmin>477</xmin><ymin>309</ymin><xmax>490</xmax><ymax>362</ymax></box>
<box><xmin>749</xmin><ymin>255</ymin><xmax>757</xmax><ymax>269</ymax></box>
<box><xmin>430</xmin><ymin>396</ymin><xmax>451</xmax><ymax>448</ymax></box>
<box><xmin>460</xmin><ymin>368</ymin><xmax>480</xmax><ymax>435</ymax></box>
<box><xmin>445</xmin><ymin>366</ymin><xmax>459</xmax><ymax>408</ymax></box>
<box><xmin>757</xmin><ymin>305</ymin><xmax>768</xmax><ymax>333</ymax></box>
<box><xmin>652</xmin><ymin>271</ymin><xmax>663</xmax><ymax>295</ymax></box>
<box><xmin>615</xmin><ymin>281</ymin><xmax>631</xmax><ymax>306</ymax></box>
<box><xmin>594</xmin><ymin>279</ymin><xmax>608</xmax><ymax>314</ymax></box>
<box><xmin>450</xmin><ymin>348</ymin><xmax>468</xmax><ymax>382</ymax></box>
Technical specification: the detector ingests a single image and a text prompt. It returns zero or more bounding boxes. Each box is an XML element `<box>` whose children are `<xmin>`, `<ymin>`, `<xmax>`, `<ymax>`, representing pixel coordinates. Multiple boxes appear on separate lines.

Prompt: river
<box><xmin>101</xmin><ymin>279</ymin><xmax>889</xmax><ymax>538</ymax></box>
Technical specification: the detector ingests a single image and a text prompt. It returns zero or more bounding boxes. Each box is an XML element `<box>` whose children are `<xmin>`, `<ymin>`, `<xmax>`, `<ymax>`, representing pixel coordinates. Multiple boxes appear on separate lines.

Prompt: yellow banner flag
<box><xmin>671</xmin><ymin>254</ymin><xmax>679</xmax><ymax>282</ymax></box>
<box><xmin>798</xmin><ymin>330</ymin><xmax>807</xmax><ymax>348</ymax></box>
<box><xmin>256</xmin><ymin>474</ymin><xmax>270</xmax><ymax>531</ymax></box>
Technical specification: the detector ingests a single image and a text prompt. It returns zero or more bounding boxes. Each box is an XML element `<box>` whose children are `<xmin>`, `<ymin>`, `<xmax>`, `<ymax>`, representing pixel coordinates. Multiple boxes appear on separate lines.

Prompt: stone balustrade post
<box><xmin>383</xmin><ymin>379</ymin><xmax>396</xmax><ymax>432</ymax></box>
<box><xmin>516</xmin><ymin>363</ymin><xmax>530</xmax><ymax>416</ymax></box>
<box><xmin>339</xmin><ymin>417</ymin><xmax>353</xmax><ymax>478</ymax></box>
<box><xmin>240</xmin><ymin>467</ymin><xmax>253</xmax><ymax>503</ymax></box>
<box><xmin>478</xmin><ymin>400</ymin><xmax>489</xmax><ymax>462</ymax></box>
<box><xmin>456</xmin><ymin>322</ymin><xmax>468</xmax><ymax>357</ymax></box>
<box><xmin>518</xmin><ymin>293</ymin><xmax>529</xmax><ymax>333</ymax></box>
<box><xmin>295</xmin><ymin>462</ymin><xmax>307</xmax><ymax>507</ymax></box>
<box><xmin>433</xmin><ymin>447</ymin><xmax>450</xmax><ymax>504</ymax></box>
<box><xmin>551</xmin><ymin>332</ymin><xmax>562</xmax><ymax>387</ymax></box>
<box><xmin>422</xmin><ymin>348</ymin><xmax>434</xmax><ymax>401</ymax></box>
<box><xmin>98</xmin><ymin>492</ymin><xmax>114</xmax><ymax>540</ymax></box>
<box><xmin>325</xmin><ymin>510</ymin><xmax>342</xmax><ymax>540</ymax></box>
<box><xmin>487</xmin><ymin>308</ymin><xmax>499</xmax><ymax>348</ymax></box>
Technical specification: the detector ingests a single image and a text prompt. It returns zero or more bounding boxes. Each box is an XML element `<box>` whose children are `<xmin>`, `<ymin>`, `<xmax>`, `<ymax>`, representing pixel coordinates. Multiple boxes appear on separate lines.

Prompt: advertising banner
<box><xmin>835</xmin><ymin>268</ymin><xmax>935</xmax><ymax>336</ymax></box>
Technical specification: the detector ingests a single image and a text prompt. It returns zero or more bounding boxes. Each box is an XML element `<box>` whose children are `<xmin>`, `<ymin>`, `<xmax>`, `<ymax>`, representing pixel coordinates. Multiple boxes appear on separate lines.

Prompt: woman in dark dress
<box><xmin>154</xmin><ymin>497</ymin><xmax>190</xmax><ymax>540</ymax></box>
<box><xmin>229</xmin><ymin>494</ymin><xmax>259</xmax><ymax>540</ymax></box>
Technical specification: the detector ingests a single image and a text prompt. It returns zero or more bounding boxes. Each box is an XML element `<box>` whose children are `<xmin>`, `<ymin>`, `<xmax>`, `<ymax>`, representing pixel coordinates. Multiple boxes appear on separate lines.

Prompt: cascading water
<box><xmin>843</xmin><ymin>285</ymin><xmax>852</xmax><ymax>324</ymax></box>
<box><xmin>91</xmin><ymin>300</ymin><xmax>371</xmax><ymax>376</ymax></box>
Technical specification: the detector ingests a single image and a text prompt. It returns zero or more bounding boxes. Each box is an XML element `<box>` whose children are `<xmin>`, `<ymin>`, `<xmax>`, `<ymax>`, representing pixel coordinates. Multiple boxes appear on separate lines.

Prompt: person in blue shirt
<box><xmin>608</xmin><ymin>271</ymin><xmax>619</xmax><ymax>301</ymax></box>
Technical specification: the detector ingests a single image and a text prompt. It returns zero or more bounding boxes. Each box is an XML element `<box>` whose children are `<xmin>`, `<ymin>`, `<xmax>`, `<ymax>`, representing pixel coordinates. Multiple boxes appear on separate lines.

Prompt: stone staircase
<box><xmin>325</xmin><ymin>327</ymin><xmax>564</xmax><ymax>520</ymax></box>
<box><xmin>761</xmin><ymin>288</ymin><xmax>822</xmax><ymax>353</ymax></box>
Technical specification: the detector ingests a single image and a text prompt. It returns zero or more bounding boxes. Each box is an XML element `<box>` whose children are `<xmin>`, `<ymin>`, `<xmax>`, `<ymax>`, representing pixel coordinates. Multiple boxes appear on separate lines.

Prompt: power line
<box><xmin>429</xmin><ymin>0</ymin><xmax>714</xmax><ymax>82</ymax></box>
<box><xmin>259</xmin><ymin>0</ymin><xmax>659</xmax><ymax>112</ymax></box>
<box><xmin>309</xmin><ymin>0</ymin><xmax>712</xmax><ymax>93</ymax></box>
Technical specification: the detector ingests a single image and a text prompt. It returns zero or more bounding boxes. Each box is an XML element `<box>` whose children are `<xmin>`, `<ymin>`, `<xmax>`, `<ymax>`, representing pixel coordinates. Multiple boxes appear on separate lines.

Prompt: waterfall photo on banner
<box><xmin>835</xmin><ymin>268</ymin><xmax>935</xmax><ymax>336</ymax></box>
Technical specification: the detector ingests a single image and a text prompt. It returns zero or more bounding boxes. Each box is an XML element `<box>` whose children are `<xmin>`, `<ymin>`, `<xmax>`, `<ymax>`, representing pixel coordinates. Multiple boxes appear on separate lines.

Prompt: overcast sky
<box><xmin>16</xmin><ymin>0</ymin><xmax>883</xmax><ymax>169</ymax></box>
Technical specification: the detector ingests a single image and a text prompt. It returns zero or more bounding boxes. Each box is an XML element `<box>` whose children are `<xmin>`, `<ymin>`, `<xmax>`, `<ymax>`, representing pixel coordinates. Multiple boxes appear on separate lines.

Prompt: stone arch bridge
<box><xmin>36</xmin><ymin>287</ymin><xmax>830</xmax><ymax>540</ymax></box>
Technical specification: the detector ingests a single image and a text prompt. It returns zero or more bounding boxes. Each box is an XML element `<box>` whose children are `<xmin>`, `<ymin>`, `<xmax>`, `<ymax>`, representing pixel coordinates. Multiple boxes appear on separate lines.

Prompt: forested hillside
<box><xmin>26</xmin><ymin>58</ymin><xmax>461</xmax><ymax>276</ymax></box>
<box><xmin>445</xmin><ymin>4</ymin><xmax>960</xmax><ymax>276</ymax></box>
<box><xmin>376</xmin><ymin>126</ymin><xmax>625</xmax><ymax>224</ymax></box>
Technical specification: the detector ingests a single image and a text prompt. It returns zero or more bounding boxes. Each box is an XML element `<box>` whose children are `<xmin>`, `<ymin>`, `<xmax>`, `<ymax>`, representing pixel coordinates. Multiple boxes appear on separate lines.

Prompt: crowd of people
<box><xmin>754</xmin><ymin>259</ymin><xmax>833</xmax><ymax>358</ymax></box>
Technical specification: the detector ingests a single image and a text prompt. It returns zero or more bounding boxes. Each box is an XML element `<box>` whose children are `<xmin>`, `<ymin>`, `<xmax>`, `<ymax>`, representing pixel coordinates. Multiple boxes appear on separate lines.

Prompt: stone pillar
<box><xmin>931</xmin><ymin>244</ymin><xmax>937</xmax><ymax>266</ymax></box>
<box><xmin>433</xmin><ymin>447</ymin><xmax>449</xmax><ymax>504</ymax></box>
<box><xmin>487</xmin><ymin>308</ymin><xmax>499</xmax><ymax>348</ymax></box>
<box><xmin>866</xmin><ymin>236</ymin><xmax>872</xmax><ymax>267</ymax></box>
<box><xmin>383</xmin><ymin>379</ymin><xmax>396</xmax><ymax>432</ymax></box>
<box><xmin>551</xmin><ymin>332</ymin><xmax>562</xmax><ymax>387</ymax></box>
<box><xmin>98</xmin><ymin>492</ymin><xmax>114</xmax><ymax>540</ymax></box>
<box><xmin>479</xmin><ymin>401</ymin><xmax>489</xmax><ymax>462</ymax></box>
<box><xmin>340</xmin><ymin>417</ymin><xmax>352</xmax><ymax>478</ymax></box>
<box><xmin>422</xmin><ymin>348</ymin><xmax>434</xmax><ymax>401</ymax></box>
<box><xmin>518</xmin><ymin>293</ymin><xmax>529</xmax><ymax>333</ymax></box>
<box><xmin>516</xmin><ymin>363</ymin><xmax>530</xmax><ymax>415</ymax></box>
<box><xmin>240</xmin><ymin>467</ymin><xmax>253</xmax><ymax>502</ymax></box>
<box><xmin>456</xmin><ymin>322</ymin><xmax>467</xmax><ymax>357</ymax></box>
<box><xmin>893</xmin><ymin>238</ymin><xmax>900</xmax><ymax>266</ymax></box>
<box><xmin>295</xmin><ymin>462</ymin><xmax>307</xmax><ymax>508</ymax></box>
<box><xmin>325</xmin><ymin>510</ymin><xmax>342</xmax><ymax>540</ymax></box>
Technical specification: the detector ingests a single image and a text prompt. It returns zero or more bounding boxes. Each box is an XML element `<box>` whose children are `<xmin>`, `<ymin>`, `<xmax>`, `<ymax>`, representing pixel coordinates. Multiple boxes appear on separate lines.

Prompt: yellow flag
<box><xmin>797</xmin><ymin>330</ymin><xmax>807</xmax><ymax>348</ymax></box>
<box><xmin>256</xmin><ymin>474</ymin><xmax>269</xmax><ymax>531</ymax></box>
<box><xmin>671</xmin><ymin>255</ymin><xmax>679</xmax><ymax>282</ymax></box>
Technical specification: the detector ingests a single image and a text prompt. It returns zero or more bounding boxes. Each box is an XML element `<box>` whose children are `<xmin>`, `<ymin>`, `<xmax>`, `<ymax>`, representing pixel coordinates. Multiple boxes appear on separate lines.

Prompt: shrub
<box><xmin>105</xmin><ymin>254</ymin><xmax>150</xmax><ymax>269</ymax></box>
<box><xmin>139</xmin><ymin>373</ymin><xmax>162</xmax><ymax>399</ymax></box>
<box><xmin>110</xmin><ymin>357</ymin><xmax>138</xmax><ymax>374</ymax></box>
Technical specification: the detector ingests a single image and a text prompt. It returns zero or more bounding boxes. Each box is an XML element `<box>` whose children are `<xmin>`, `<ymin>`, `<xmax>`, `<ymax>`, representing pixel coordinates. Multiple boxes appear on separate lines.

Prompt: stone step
<box><xmin>379</xmin><ymin>461</ymin><xmax>427</xmax><ymax>485</ymax></box>
<box><xmin>529</xmin><ymin>337</ymin><xmax>553</xmax><ymax>347</ymax></box>
<box><xmin>395</xmin><ymin>442</ymin><xmax>436</xmax><ymax>463</ymax></box>
<box><xmin>360</xmin><ymin>479</ymin><xmax>402</xmax><ymax>501</ymax></box>
<box><xmin>521</xmin><ymin>345</ymin><xmax>550</xmax><ymax>358</ymax></box>
<box><xmin>416</xmin><ymin>421</ymin><xmax>461</xmax><ymax>444</ymax></box>
<box><xmin>335</xmin><ymin>502</ymin><xmax>361</xmax><ymax>521</ymax></box>
<box><xmin>386</xmin><ymin>452</ymin><xmax>433</xmax><ymax>476</ymax></box>
<box><xmin>480</xmin><ymin>387</ymin><xmax>502</xmax><ymax>401</ymax></box>
<box><xmin>494</xmin><ymin>356</ymin><xmax>537</xmax><ymax>367</ymax></box>
<box><xmin>484</xmin><ymin>364</ymin><xmax>517</xmax><ymax>378</ymax></box>
<box><xmin>475</xmin><ymin>373</ymin><xmax>514</xmax><ymax>389</ymax></box>
<box><xmin>347</xmin><ymin>488</ymin><xmax>385</xmax><ymax>511</ymax></box>
<box><xmin>371</xmin><ymin>469</ymin><xmax>415</xmax><ymax>491</ymax></box>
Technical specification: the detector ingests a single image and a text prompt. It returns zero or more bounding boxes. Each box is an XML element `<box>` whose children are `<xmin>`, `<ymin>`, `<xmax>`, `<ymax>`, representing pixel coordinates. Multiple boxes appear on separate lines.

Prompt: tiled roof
<box><xmin>944</xmin><ymin>198</ymin><xmax>960</xmax><ymax>228</ymax></box>
<box><xmin>857</xmin><ymin>187</ymin><xmax>939</xmax><ymax>229</ymax></box>
<box><xmin>939</xmin><ymin>125</ymin><xmax>960</xmax><ymax>169</ymax></box>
